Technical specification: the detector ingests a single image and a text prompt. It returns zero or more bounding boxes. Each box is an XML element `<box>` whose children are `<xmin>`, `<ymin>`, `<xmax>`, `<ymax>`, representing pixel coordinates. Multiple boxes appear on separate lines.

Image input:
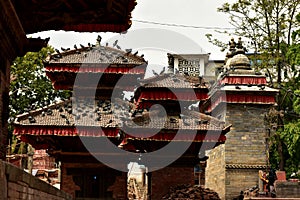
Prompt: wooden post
<box><xmin>27</xmin><ymin>144</ymin><xmax>34</xmax><ymax>175</ymax></box>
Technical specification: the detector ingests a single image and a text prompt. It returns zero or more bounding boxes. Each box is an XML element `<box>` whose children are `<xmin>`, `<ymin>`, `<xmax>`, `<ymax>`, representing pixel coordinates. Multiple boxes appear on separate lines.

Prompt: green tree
<box><xmin>8</xmin><ymin>46</ymin><xmax>70</xmax><ymax>154</ymax></box>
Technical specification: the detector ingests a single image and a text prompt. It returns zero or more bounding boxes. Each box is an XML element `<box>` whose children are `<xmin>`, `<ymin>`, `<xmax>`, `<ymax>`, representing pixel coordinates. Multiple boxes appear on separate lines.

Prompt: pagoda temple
<box><xmin>14</xmin><ymin>39</ymin><xmax>231</xmax><ymax>199</ymax></box>
<box><xmin>204</xmin><ymin>38</ymin><xmax>278</xmax><ymax>200</ymax></box>
<box><xmin>0</xmin><ymin>0</ymin><xmax>138</xmax><ymax>160</ymax></box>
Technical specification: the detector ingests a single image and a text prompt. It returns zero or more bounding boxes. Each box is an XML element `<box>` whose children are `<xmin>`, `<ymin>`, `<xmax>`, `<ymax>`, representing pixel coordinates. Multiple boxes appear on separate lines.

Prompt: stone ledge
<box><xmin>226</xmin><ymin>164</ymin><xmax>267</xmax><ymax>169</ymax></box>
<box><xmin>1</xmin><ymin>160</ymin><xmax>72</xmax><ymax>199</ymax></box>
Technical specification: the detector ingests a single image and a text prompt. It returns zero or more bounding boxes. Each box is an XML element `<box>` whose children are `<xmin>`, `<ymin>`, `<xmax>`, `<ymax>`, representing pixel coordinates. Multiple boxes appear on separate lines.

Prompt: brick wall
<box><xmin>225</xmin><ymin>168</ymin><xmax>259</xmax><ymax>200</ymax></box>
<box><xmin>0</xmin><ymin>160</ymin><xmax>72</xmax><ymax>200</ymax></box>
<box><xmin>205</xmin><ymin>144</ymin><xmax>226</xmax><ymax>199</ymax></box>
<box><xmin>224</xmin><ymin>104</ymin><xmax>268</xmax><ymax>166</ymax></box>
<box><xmin>151</xmin><ymin>166</ymin><xmax>194</xmax><ymax>200</ymax></box>
<box><xmin>206</xmin><ymin>104</ymin><xmax>270</xmax><ymax>200</ymax></box>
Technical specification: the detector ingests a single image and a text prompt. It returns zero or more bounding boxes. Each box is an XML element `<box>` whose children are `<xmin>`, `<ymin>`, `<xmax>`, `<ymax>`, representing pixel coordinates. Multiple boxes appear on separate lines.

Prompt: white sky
<box><xmin>29</xmin><ymin>0</ymin><xmax>236</xmax><ymax>76</ymax></box>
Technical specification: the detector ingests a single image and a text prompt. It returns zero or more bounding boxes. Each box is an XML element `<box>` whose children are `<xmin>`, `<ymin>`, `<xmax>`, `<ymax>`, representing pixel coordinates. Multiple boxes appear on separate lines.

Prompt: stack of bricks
<box><xmin>33</xmin><ymin>150</ymin><xmax>55</xmax><ymax>169</ymax></box>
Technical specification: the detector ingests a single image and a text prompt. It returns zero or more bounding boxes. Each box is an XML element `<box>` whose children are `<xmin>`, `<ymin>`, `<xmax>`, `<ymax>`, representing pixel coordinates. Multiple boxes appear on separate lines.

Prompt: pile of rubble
<box><xmin>162</xmin><ymin>184</ymin><xmax>220</xmax><ymax>200</ymax></box>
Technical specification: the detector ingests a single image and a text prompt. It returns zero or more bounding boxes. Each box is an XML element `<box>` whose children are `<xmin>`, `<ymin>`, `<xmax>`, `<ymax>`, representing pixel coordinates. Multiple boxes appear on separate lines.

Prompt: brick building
<box><xmin>204</xmin><ymin>38</ymin><xmax>278</xmax><ymax>200</ymax></box>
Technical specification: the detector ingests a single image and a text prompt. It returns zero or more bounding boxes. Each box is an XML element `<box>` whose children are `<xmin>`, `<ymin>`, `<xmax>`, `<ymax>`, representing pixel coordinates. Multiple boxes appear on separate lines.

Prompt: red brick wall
<box><xmin>61</xmin><ymin>162</ymin><xmax>127</xmax><ymax>199</ymax></box>
<box><xmin>151</xmin><ymin>166</ymin><xmax>194</xmax><ymax>200</ymax></box>
<box><xmin>60</xmin><ymin>163</ymin><xmax>80</xmax><ymax>198</ymax></box>
<box><xmin>108</xmin><ymin>172</ymin><xmax>128</xmax><ymax>200</ymax></box>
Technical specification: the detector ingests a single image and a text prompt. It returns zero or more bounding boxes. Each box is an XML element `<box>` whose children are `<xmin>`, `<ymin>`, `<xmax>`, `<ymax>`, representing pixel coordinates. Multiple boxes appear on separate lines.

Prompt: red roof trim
<box><xmin>136</xmin><ymin>90</ymin><xmax>208</xmax><ymax>108</ymax></box>
<box><xmin>45</xmin><ymin>65</ymin><xmax>146</xmax><ymax>74</ymax></box>
<box><xmin>14</xmin><ymin>126</ymin><xmax>119</xmax><ymax>137</ymax></box>
<box><xmin>207</xmin><ymin>93</ymin><xmax>276</xmax><ymax>112</ymax></box>
<box><xmin>220</xmin><ymin>76</ymin><xmax>267</xmax><ymax>85</ymax></box>
<box><xmin>61</xmin><ymin>1</ymin><xmax>137</xmax><ymax>33</ymax></box>
<box><xmin>14</xmin><ymin>125</ymin><xmax>226</xmax><ymax>142</ymax></box>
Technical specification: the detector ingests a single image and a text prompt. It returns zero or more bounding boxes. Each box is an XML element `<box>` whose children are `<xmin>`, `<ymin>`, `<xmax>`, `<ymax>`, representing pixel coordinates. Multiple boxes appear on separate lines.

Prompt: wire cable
<box><xmin>133</xmin><ymin>19</ymin><xmax>235</xmax><ymax>30</ymax></box>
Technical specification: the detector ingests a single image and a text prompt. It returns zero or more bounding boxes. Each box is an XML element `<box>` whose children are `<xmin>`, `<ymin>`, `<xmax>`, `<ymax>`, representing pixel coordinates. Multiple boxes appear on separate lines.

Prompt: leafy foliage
<box><xmin>9</xmin><ymin>46</ymin><xmax>71</xmax><ymax>154</ymax></box>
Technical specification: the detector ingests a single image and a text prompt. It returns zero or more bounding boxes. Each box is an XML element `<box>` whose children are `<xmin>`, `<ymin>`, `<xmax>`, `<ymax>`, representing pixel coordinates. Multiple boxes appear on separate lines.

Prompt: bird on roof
<box><xmin>116</xmin><ymin>45</ymin><xmax>121</xmax><ymax>50</ymax></box>
<box><xmin>45</xmin><ymin>37</ymin><xmax>50</xmax><ymax>43</ymax></box>
<box><xmin>80</xmin><ymin>44</ymin><xmax>85</xmax><ymax>48</ymax></box>
<box><xmin>28</xmin><ymin>116</ymin><xmax>36</xmax><ymax>123</ymax></box>
<box><xmin>74</xmin><ymin>44</ymin><xmax>77</xmax><ymax>50</ymax></box>
<box><xmin>97</xmin><ymin>35</ymin><xmax>102</xmax><ymax>43</ymax></box>
<box><xmin>159</xmin><ymin>67</ymin><xmax>165</xmax><ymax>75</ymax></box>
<box><xmin>61</xmin><ymin>47</ymin><xmax>70</xmax><ymax>52</ymax></box>
<box><xmin>258</xmin><ymin>84</ymin><xmax>265</xmax><ymax>90</ymax></box>
<box><xmin>133</xmin><ymin>51</ymin><xmax>138</xmax><ymax>56</ymax></box>
<box><xmin>113</xmin><ymin>40</ymin><xmax>118</xmax><ymax>47</ymax></box>
<box><xmin>125</xmin><ymin>49</ymin><xmax>132</xmax><ymax>54</ymax></box>
<box><xmin>152</xmin><ymin>70</ymin><xmax>159</xmax><ymax>76</ymax></box>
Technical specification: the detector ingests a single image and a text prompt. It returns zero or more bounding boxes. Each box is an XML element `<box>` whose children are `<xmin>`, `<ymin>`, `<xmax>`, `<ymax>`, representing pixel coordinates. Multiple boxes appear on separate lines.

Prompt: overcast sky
<box><xmin>29</xmin><ymin>0</ymin><xmax>236</xmax><ymax>76</ymax></box>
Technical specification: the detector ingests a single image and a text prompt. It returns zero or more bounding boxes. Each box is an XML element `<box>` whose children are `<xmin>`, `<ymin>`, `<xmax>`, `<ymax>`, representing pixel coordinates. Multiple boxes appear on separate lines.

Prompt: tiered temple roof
<box><xmin>45</xmin><ymin>44</ymin><xmax>147</xmax><ymax>91</ymax></box>
<box><xmin>134</xmin><ymin>73</ymin><xmax>209</xmax><ymax>109</ymax></box>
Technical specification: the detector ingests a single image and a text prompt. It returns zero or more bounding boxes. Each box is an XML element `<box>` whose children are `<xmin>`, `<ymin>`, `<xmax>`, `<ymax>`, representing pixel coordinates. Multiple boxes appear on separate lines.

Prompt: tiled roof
<box><xmin>46</xmin><ymin>46</ymin><xmax>145</xmax><ymax>66</ymax></box>
<box><xmin>14</xmin><ymin>99</ymin><xmax>228</xmax><ymax>135</ymax></box>
<box><xmin>125</xmin><ymin>114</ymin><xmax>225</xmax><ymax>131</ymax></box>
<box><xmin>139</xmin><ymin>73</ymin><xmax>208</xmax><ymax>89</ymax></box>
<box><xmin>14</xmin><ymin>99</ymin><xmax>124</xmax><ymax>128</ymax></box>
